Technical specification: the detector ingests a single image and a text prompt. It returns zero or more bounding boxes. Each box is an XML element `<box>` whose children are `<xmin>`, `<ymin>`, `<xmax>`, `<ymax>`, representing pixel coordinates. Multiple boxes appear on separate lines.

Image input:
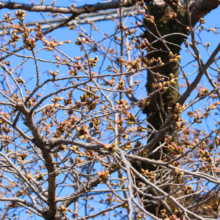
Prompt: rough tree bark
<box><xmin>141</xmin><ymin>0</ymin><xmax>220</xmax><ymax>217</ymax></box>
<box><xmin>144</xmin><ymin>0</ymin><xmax>220</xmax><ymax>165</ymax></box>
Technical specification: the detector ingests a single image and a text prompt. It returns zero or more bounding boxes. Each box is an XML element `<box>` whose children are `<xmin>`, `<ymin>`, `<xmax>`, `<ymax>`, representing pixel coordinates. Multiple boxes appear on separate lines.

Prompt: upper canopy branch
<box><xmin>0</xmin><ymin>0</ymin><xmax>138</xmax><ymax>14</ymax></box>
<box><xmin>190</xmin><ymin>0</ymin><xmax>220</xmax><ymax>25</ymax></box>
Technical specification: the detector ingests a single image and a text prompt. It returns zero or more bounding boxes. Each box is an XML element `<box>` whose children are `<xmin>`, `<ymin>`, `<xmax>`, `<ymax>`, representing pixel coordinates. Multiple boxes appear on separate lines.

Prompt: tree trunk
<box><xmin>140</xmin><ymin>0</ymin><xmax>220</xmax><ymax>217</ymax></box>
<box><xmin>143</xmin><ymin>1</ymin><xmax>188</xmax><ymax>170</ymax></box>
<box><xmin>143</xmin><ymin>0</ymin><xmax>220</xmax><ymax>167</ymax></box>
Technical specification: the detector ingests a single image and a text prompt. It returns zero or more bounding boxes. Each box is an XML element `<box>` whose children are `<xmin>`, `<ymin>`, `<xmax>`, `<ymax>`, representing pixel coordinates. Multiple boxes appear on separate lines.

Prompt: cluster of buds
<box><xmin>86</xmin><ymin>99</ymin><xmax>98</xmax><ymax>111</ymax></box>
<box><xmin>42</xmin><ymin>104</ymin><xmax>57</xmax><ymax>117</ymax></box>
<box><xmin>51</xmin><ymin>95</ymin><xmax>63</xmax><ymax>106</ymax></box>
<box><xmin>139</xmin><ymin>149</ymin><xmax>148</xmax><ymax>158</ymax></box>
<box><xmin>201</xmin><ymin>163</ymin><xmax>216</xmax><ymax>173</ymax></box>
<box><xmin>64</xmin><ymin>115</ymin><xmax>78</xmax><ymax>129</ymax></box>
<box><xmin>49</xmin><ymin>70</ymin><xmax>59</xmax><ymax>77</ymax></box>
<box><xmin>89</xmin><ymin>118</ymin><xmax>101</xmax><ymax>136</ymax></box>
<box><xmin>125</xmin><ymin>58</ymin><xmax>141</xmax><ymax>71</ymax></box>
<box><xmin>73</xmin><ymin>100</ymin><xmax>82</xmax><ymax>110</ymax></box>
<box><xmin>170</xmin><ymin>0</ymin><xmax>179</xmax><ymax>6</ymax></box>
<box><xmin>162</xmin><ymin>155</ymin><xmax>168</xmax><ymax>162</ymax></box>
<box><xmin>183</xmin><ymin>128</ymin><xmax>190</xmax><ymax>135</ymax></box>
<box><xmin>1</xmin><ymin>60</ymin><xmax>11</xmax><ymax>66</ymax></box>
<box><xmin>76</xmin><ymin>125</ymin><xmax>89</xmax><ymax>140</ymax></box>
<box><xmin>76</xmin><ymin>150</ymin><xmax>86</xmax><ymax>158</ymax></box>
<box><xmin>125</xmin><ymin>112</ymin><xmax>136</xmax><ymax>125</ymax></box>
<box><xmin>85</xmin><ymin>56</ymin><xmax>99</xmax><ymax>68</ymax></box>
<box><xmin>122</xmin><ymin>203</ymin><xmax>128</xmax><ymax>209</ymax></box>
<box><xmin>44</xmin><ymin>39</ymin><xmax>70</xmax><ymax>51</ymax></box>
<box><xmin>59</xmin><ymin>144</ymin><xmax>66</xmax><ymax>151</ymax></box>
<box><xmin>215</xmin><ymin>136</ymin><xmax>220</xmax><ymax>146</ymax></box>
<box><xmin>9</xmin><ymin>33</ymin><xmax>21</xmax><ymax>43</ymax></box>
<box><xmin>75</xmin><ymin>156</ymin><xmax>84</xmax><ymax>164</ymax></box>
<box><xmin>69</xmin><ymin>61</ymin><xmax>82</xmax><ymax>76</ymax></box>
<box><xmin>16</xmin><ymin>76</ymin><xmax>25</xmax><ymax>84</ymax></box>
<box><xmin>168</xmin><ymin>12</ymin><xmax>177</xmax><ymax>20</ymax></box>
<box><xmin>0</xmin><ymin>112</ymin><xmax>10</xmax><ymax>124</ymax></box>
<box><xmin>113</xmin><ymin>68</ymin><xmax>118</xmax><ymax>73</ymax></box>
<box><xmin>169</xmin><ymin>52</ymin><xmax>181</xmax><ymax>63</ymax></box>
<box><xmin>117</xmin><ymin>81</ymin><xmax>125</xmax><ymax>90</ymax></box>
<box><xmin>104</xmin><ymin>143</ymin><xmax>116</xmax><ymax>155</ymax></box>
<box><xmin>106</xmin><ymin>193</ymin><xmax>115</xmax><ymax>203</ymax></box>
<box><xmin>170</xmin><ymin>167</ymin><xmax>184</xmax><ymax>179</ymax></box>
<box><xmin>140</xmin><ymin>169</ymin><xmax>155</xmax><ymax>181</ymax></box>
<box><xmin>160</xmin><ymin>209</ymin><xmax>168</xmax><ymax>219</ymax></box>
<box><xmin>68</xmin><ymin>23</ymin><xmax>76</xmax><ymax>30</ymax></box>
<box><xmin>204</xmin><ymin>202</ymin><xmax>219</xmax><ymax>212</ymax></box>
<box><xmin>122</xmin><ymin>142</ymin><xmax>132</xmax><ymax>151</ymax></box>
<box><xmin>137</xmin><ymin>126</ymin><xmax>146</xmax><ymax>133</ymax></box>
<box><xmin>149</xmin><ymin>171</ymin><xmax>156</xmax><ymax>182</ymax></box>
<box><xmin>54</xmin><ymin>122</ymin><xmax>67</xmax><ymax>138</ymax></box>
<box><xmin>64</xmin><ymin>90</ymin><xmax>73</xmax><ymax>106</ymax></box>
<box><xmin>60</xmin><ymin>205</ymin><xmax>68</xmax><ymax>213</ymax></box>
<box><xmin>11</xmin><ymin>152</ymin><xmax>28</xmax><ymax>164</ymax></box>
<box><xmin>113</xmin><ymin>35</ymin><xmax>121</xmax><ymax>41</ymax></box>
<box><xmin>144</xmin><ymin>14</ymin><xmax>154</xmax><ymax>23</ymax></box>
<box><xmin>1</xmin><ymin>123</ymin><xmax>12</xmax><ymax>134</ymax></box>
<box><xmin>192</xmin><ymin>109</ymin><xmax>202</xmax><ymax>123</ymax></box>
<box><xmin>166</xmin><ymin>142</ymin><xmax>185</xmax><ymax>155</ymax></box>
<box><xmin>104</xmin><ymin>77</ymin><xmax>115</xmax><ymax>86</ymax></box>
<box><xmin>166</xmin><ymin>215</ymin><xmax>180</xmax><ymax>220</ymax></box>
<box><xmin>107</xmin><ymin>66</ymin><xmax>112</xmax><ymax>73</ymax></box>
<box><xmin>43</xmin><ymin>124</ymin><xmax>51</xmax><ymax>133</ymax></box>
<box><xmin>85</xmin><ymin>19</ymin><xmax>97</xmax><ymax>30</ymax></box>
<box><xmin>182</xmin><ymin>140</ymin><xmax>195</xmax><ymax>149</ymax></box>
<box><xmin>125</xmin><ymin>29</ymin><xmax>136</xmax><ymax>36</ymax></box>
<box><xmin>153</xmin><ymin>72</ymin><xmax>175</xmax><ymax>91</ymax></box>
<box><xmin>141</xmin><ymin>169</ymin><xmax>149</xmax><ymax>176</ymax></box>
<box><xmin>138</xmin><ymin>182</ymin><xmax>146</xmax><ymax>187</ymax></box>
<box><xmin>3</xmin><ymin>12</ymin><xmax>12</xmax><ymax>22</ymax></box>
<box><xmin>184</xmin><ymin>185</ymin><xmax>194</xmax><ymax>194</ymax></box>
<box><xmin>35</xmin><ymin>22</ymin><xmax>44</xmax><ymax>39</ymax></box>
<box><xmin>15</xmin><ymin>10</ymin><xmax>27</xmax><ymax>21</ymax></box>
<box><xmin>115</xmin><ymin>99</ymin><xmax>128</xmax><ymax>109</ymax></box>
<box><xmin>36</xmin><ymin>173</ymin><xmax>44</xmax><ymax>181</ymax></box>
<box><xmin>97</xmin><ymin>170</ymin><xmax>110</xmax><ymax>183</ymax></box>
<box><xmin>140</xmin><ymin>38</ymin><xmax>152</xmax><ymax>51</ymax></box>
<box><xmin>85</xmin><ymin>150</ymin><xmax>96</xmax><ymax>160</ymax></box>
<box><xmin>21</xmin><ymin>27</ymin><xmax>36</xmax><ymax>50</ymax></box>
<box><xmin>199</xmin><ymin>149</ymin><xmax>212</xmax><ymax>163</ymax></box>
<box><xmin>140</xmin><ymin>55</ymin><xmax>151</xmax><ymax>67</ymax></box>
<box><xmin>114</xmin><ymin>118</ymin><xmax>124</xmax><ymax>132</ymax></box>
<box><xmin>24</xmin><ymin>38</ymin><xmax>36</xmax><ymax>51</ymax></box>
<box><xmin>75</xmin><ymin>37</ymin><xmax>86</xmax><ymax>45</ymax></box>
<box><xmin>199</xmin><ymin>18</ymin><xmax>206</xmax><ymax>24</ymax></box>
<box><xmin>186</xmin><ymin>26</ymin><xmax>191</xmax><ymax>34</ymax></box>
<box><xmin>139</xmin><ymin>97</ymin><xmax>151</xmax><ymax>108</ymax></box>
<box><xmin>80</xmin><ymin>88</ymin><xmax>99</xmax><ymax>102</ymax></box>
<box><xmin>27</xmin><ymin>97</ymin><xmax>37</xmax><ymax>107</ymax></box>
<box><xmin>197</xmin><ymin>88</ymin><xmax>209</xmax><ymax>97</ymax></box>
<box><xmin>157</xmin><ymin>57</ymin><xmax>164</xmax><ymax>65</ymax></box>
<box><xmin>135</xmin><ymin>212</ymin><xmax>145</xmax><ymax>219</ymax></box>
<box><xmin>164</xmin><ymin>136</ymin><xmax>172</xmax><ymax>144</ymax></box>
<box><xmin>175</xmin><ymin>119</ymin><xmax>187</xmax><ymax>130</ymax></box>
<box><xmin>173</xmin><ymin>103</ymin><xmax>184</xmax><ymax>121</ymax></box>
<box><xmin>69</xmin><ymin>146</ymin><xmax>80</xmax><ymax>153</ymax></box>
<box><xmin>9</xmin><ymin>202</ymin><xmax>17</xmax><ymax>208</ymax></box>
<box><xmin>60</xmin><ymin>57</ymin><xmax>71</xmax><ymax>66</ymax></box>
<box><xmin>26</xmin><ymin>173</ymin><xmax>33</xmax><ymax>180</ymax></box>
<box><xmin>172</xmin><ymin>161</ymin><xmax>180</xmax><ymax>167</ymax></box>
